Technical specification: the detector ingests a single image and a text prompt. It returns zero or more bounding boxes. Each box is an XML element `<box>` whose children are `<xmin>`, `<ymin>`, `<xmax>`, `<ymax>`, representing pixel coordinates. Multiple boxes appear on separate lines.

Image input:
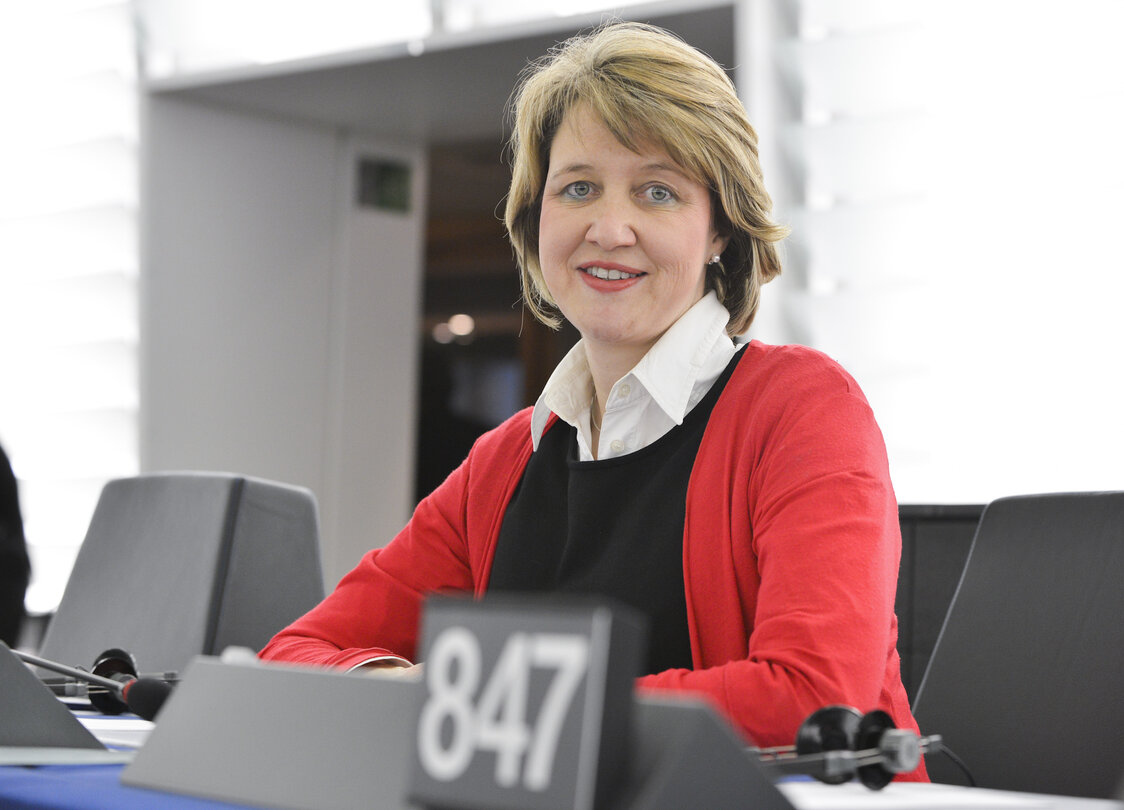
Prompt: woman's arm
<box><xmin>638</xmin><ymin>347</ymin><xmax>922</xmax><ymax>777</ymax></box>
<box><xmin>259</xmin><ymin>409</ymin><xmax>535</xmax><ymax>670</ymax></box>
<box><xmin>258</xmin><ymin>474</ymin><xmax>477</xmax><ymax>668</ymax></box>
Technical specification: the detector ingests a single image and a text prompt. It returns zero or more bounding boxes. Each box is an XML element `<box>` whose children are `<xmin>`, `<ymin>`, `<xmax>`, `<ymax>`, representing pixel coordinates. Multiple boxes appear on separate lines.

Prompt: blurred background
<box><xmin>1</xmin><ymin>0</ymin><xmax>1121</xmax><ymax>625</ymax></box>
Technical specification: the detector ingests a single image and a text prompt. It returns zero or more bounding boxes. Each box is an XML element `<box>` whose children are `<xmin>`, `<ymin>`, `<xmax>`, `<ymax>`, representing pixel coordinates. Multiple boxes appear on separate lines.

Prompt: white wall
<box><xmin>320</xmin><ymin>135</ymin><xmax>428</xmax><ymax>582</ymax></box>
<box><xmin>736</xmin><ymin>0</ymin><xmax>1124</xmax><ymax>504</ymax></box>
<box><xmin>141</xmin><ymin>94</ymin><xmax>426</xmax><ymax>588</ymax></box>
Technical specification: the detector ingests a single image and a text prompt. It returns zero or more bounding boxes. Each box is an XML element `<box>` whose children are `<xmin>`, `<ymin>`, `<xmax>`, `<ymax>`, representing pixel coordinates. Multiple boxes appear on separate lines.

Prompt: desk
<box><xmin>0</xmin><ymin>765</ymin><xmax>1120</xmax><ymax>810</ymax></box>
<box><xmin>0</xmin><ymin>714</ymin><xmax>245</xmax><ymax>809</ymax></box>
<box><xmin>0</xmin><ymin>763</ymin><xmax>247</xmax><ymax>809</ymax></box>
<box><xmin>2</xmin><ymin>712</ymin><xmax>1121</xmax><ymax>810</ymax></box>
<box><xmin>3</xmin><ymin>654</ymin><xmax>1120</xmax><ymax>810</ymax></box>
<box><xmin>4</xmin><ymin>678</ymin><xmax>1123</xmax><ymax>810</ymax></box>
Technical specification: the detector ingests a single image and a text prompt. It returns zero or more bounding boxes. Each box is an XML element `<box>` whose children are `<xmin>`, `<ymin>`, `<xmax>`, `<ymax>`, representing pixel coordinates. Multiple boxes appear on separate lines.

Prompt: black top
<box><xmin>488</xmin><ymin>350</ymin><xmax>743</xmax><ymax>675</ymax></box>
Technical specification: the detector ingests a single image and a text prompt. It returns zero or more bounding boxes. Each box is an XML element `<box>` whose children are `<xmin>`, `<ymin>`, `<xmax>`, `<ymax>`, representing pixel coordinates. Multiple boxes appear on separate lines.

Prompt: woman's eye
<box><xmin>564</xmin><ymin>181</ymin><xmax>593</xmax><ymax>199</ymax></box>
<box><xmin>644</xmin><ymin>185</ymin><xmax>675</xmax><ymax>203</ymax></box>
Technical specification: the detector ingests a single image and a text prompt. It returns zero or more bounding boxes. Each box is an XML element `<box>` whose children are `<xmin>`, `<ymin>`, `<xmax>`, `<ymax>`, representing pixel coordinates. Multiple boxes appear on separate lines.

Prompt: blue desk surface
<box><xmin>2</xmin><ymin>764</ymin><xmax>1120</xmax><ymax>810</ymax></box>
<box><xmin>0</xmin><ymin>764</ymin><xmax>248</xmax><ymax>809</ymax></box>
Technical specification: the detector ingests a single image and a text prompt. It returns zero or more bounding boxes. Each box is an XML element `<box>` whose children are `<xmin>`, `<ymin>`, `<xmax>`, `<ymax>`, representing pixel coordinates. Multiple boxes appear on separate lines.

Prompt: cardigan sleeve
<box><xmin>635</xmin><ymin>345</ymin><xmax>924</xmax><ymax>779</ymax></box>
<box><xmin>259</xmin><ymin>410</ymin><xmax>535</xmax><ymax>669</ymax></box>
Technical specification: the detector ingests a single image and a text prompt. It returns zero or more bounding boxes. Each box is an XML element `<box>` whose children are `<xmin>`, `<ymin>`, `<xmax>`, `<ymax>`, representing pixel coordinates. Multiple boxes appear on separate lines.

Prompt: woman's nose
<box><xmin>584</xmin><ymin>200</ymin><xmax>637</xmax><ymax>249</ymax></box>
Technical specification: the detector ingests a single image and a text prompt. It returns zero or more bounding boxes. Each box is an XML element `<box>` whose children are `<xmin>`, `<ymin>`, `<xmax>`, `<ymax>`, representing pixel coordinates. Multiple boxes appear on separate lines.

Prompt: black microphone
<box><xmin>13</xmin><ymin>649</ymin><xmax>174</xmax><ymax>721</ymax></box>
<box><xmin>119</xmin><ymin>676</ymin><xmax>175</xmax><ymax>722</ymax></box>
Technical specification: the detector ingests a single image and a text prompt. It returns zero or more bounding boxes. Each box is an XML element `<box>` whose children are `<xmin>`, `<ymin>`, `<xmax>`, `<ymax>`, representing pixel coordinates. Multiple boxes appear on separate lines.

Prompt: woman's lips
<box><xmin>578</xmin><ymin>262</ymin><xmax>645</xmax><ymax>281</ymax></box>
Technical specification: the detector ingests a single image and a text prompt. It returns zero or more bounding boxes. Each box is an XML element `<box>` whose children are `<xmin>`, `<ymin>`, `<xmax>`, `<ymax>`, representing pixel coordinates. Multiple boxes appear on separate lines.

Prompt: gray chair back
<box><xmin>912</xmin><ymin>492</ymin><xmax>1124</xmax><ymax>798</ymax></box>
<box><xmin>38</xmin><ymin>473</ymin><xmax>324</xmax><ymax>676</ymax></box>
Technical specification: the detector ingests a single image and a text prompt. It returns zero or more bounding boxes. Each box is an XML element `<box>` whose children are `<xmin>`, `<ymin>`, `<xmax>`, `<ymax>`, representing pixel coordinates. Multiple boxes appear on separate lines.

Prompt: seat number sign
<box><xmin>409</xmin><ymin>596</ymin><xmax>639</xmax><ymax>810</ymax></box>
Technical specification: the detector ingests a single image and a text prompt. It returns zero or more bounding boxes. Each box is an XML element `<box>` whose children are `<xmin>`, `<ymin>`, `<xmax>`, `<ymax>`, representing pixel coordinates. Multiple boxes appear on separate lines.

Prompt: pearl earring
<box><xmin>709</xmin><ymin>254</ymin><xmax>722</xmax><ymax>265</ymax></box>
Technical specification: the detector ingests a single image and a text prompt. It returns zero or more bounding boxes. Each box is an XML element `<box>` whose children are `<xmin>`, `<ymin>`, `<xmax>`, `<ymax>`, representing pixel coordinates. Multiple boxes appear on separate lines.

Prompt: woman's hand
<box><xmin>357</xmin><ymin>661</ymin><xmax>424</xmax><ymax>680</ymax></box>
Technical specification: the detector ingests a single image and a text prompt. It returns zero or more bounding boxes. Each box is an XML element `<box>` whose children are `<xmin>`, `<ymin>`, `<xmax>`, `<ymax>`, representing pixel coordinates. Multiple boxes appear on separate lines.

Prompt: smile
<box><xmin>580</xmin><ymin>265</ymin><xmax>643</xmax><ymax>281</ymax></box>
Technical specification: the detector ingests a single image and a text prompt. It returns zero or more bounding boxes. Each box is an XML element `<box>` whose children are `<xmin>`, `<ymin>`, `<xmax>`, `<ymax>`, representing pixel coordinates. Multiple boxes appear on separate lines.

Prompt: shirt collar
<box><xmin>530</xmin><ymin>291</ymin><xmax>733</xmax><ymax>448</ymax></box>
<box><xmin>530</xmin><ymin>340</ymin><xmax>594</xmax><ymax>450</ymax></box>
<box><xmin>631</xmin><ymin>290</ymin><xmax>733</xmax><ymax>423</ymax></box>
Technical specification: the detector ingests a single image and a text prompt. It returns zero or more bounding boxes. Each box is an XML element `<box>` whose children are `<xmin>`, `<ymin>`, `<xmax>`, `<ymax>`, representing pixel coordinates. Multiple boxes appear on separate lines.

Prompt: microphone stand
<box><xmin>14</xmin><ymin>649</ymin><xmax>133</xmax><ymax>695</ymax></box>
<box><xmin>13</xmin><ymin>648</ymin><xmax>175</xmax><ymax>721</ymax></box>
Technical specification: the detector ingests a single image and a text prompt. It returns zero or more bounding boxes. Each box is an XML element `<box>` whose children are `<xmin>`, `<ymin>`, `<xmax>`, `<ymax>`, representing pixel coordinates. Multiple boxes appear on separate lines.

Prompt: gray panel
<box><xmin>0</xmin><ymin>642</ymin><xmax>103</xmax><ymax>750</ymax></box>
<box><xmin>896</xmin><ymin>505</ymin><xmax>982</xmax><ymax>701</ymax></box>
<box><xmin>619</xmin><ymin>697</ymin><xmax>794</xmax><ymax>810</ymax></box>
<box><xmin>122</xmin><ymin>656</ymin><xmax>421</xmax><ymax>810</ymax></box>
<box><xmin>39</xmin><ymin>475</ymin><xmax>236</xmax><ymax>674</ymax></box>
<box><xmin>913</xmin><ymin>493</ymin><xmax>1124</xmax><ymax>798</ymax></box>
<box><xmin>124</xmin><ymin>656</ymin><xmax>794</xmax><ymax>810</ymax></box>
<box><xmin>908</xmin><ymin>518</ymin><xmax>977</xmax><ymax>696</ymax></box>
<box><xmin>895</xmin><ymin>513</ymin><xmax>916</xmax><ymax>695</ymax></box>
<box><xmin>158</xmin><ymin>5</ymin><xmax>737</xmax><ymax>145</ymax></box>
<box><xmin>38</xmin><ymin>473</ymin><xmax>324</xmax><ymax>679</ymax></box>
<box><xmin>211</xmin><ymin>477</ymin><xmax>325</xmax><ymax>654</ymax></box>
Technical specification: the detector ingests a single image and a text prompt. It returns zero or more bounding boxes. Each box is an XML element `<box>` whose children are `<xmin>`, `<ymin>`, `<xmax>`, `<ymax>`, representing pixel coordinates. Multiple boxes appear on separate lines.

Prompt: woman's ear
<box><xmin>710</xmin><ymin>231</ymin><xmax>731</xmax><ymax>259</ymax></box>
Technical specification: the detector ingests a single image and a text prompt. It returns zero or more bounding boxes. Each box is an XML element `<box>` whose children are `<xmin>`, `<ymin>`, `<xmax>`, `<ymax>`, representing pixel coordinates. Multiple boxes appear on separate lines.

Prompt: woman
<box><xmin>261</xmin><ymin>22</ymin><xmax>925</xmax><ymax>779</ymax></box>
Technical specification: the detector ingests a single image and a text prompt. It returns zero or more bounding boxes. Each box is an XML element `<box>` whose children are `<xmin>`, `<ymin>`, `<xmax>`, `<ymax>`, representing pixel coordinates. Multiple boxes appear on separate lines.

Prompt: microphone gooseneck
<box><xmin>14</xmin><ymin>649</ymin><xmax>125</xmax><ymax>692</ymax></box>
<box><xmin>13</xmin><ymin>648</ymin><xmax>174</xmax><ymax>721</ymax></box>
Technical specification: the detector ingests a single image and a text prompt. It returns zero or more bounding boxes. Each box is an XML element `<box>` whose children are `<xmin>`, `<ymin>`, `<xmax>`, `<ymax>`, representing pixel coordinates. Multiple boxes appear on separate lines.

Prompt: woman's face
<box><xmin>538</xmin><ymin>107</ymin><xmax>727</xmax><ymax>363</ymax></box>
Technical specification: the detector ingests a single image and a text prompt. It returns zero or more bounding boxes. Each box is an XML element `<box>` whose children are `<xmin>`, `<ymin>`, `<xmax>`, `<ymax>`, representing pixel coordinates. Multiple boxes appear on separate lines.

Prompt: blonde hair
<box><xmin>504</xmin><ymin>21</ymin><xmax>788</xmax><ymax>335</ymax></box>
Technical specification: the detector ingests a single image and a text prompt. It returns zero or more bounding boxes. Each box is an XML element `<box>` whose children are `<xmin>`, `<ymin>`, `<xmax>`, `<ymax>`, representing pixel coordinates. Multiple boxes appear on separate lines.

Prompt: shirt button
<box><xmin>618</xmin><ymin>383</ymin><xmax>631</xmax><ymax>398</ymax></box>
<box><xmin>609</xmin><ymin>439</ymin><xmax>625</xmax><ymax>453</ymax></box>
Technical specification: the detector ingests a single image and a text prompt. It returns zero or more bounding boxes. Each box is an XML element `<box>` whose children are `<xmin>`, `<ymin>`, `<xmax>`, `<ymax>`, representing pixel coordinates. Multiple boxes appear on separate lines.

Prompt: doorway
<box><xmin>415</xmin><ymin>141</ymin><xmax>578</xmax><ymax>502</ymax></box>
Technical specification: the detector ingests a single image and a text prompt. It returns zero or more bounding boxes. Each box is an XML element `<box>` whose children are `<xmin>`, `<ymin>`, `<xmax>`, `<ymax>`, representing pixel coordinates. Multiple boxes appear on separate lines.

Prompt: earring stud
<box><xmin>709</xmin><ymin>254</ymin><xmax>722</xmax><ymax>265</ymax></box>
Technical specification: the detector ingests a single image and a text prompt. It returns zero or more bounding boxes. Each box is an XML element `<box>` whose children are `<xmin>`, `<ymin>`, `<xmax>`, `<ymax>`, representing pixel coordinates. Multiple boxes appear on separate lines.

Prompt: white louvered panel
<box><xmin>0</xmin><ymin>1</ymin><xmax>139</xmax><ymax>615</ymax></box>
<box><xmin>771</xmin><ymin>0</ymin><xmax>1123</xmax><ymax>502</ymax></box>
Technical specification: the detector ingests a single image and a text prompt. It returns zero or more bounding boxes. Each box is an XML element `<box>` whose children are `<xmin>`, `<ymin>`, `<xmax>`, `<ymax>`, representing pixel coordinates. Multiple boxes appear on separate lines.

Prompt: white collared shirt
<box><xmin>530</xmin><ymin>291</ymin><xmax>739</xmax><ymax>461</ymax></box>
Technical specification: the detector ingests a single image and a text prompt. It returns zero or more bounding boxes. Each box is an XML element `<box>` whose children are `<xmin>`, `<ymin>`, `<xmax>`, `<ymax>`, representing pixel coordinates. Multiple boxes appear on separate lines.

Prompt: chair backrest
<box><xmin>912</xmin><ymin>492</ymin><xmax>1124</xmax><ymax>799</ymax></box>
<box><xmin>896</xmin><ymin>504</ymin><xmax>983</xmax><ymax>701</ymax></box>
<box><xmin>38</xmin><ymin>473</ymin><xmax>325</xmax><ymax>677</ymax></box>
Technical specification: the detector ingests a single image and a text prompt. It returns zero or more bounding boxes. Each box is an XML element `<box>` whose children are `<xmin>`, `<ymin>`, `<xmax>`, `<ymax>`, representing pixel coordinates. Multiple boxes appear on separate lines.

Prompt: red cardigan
<box><xmin>261</xmin><ymin>341</ymin><xmax>926</xmax><ymax>780</ymax></box>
